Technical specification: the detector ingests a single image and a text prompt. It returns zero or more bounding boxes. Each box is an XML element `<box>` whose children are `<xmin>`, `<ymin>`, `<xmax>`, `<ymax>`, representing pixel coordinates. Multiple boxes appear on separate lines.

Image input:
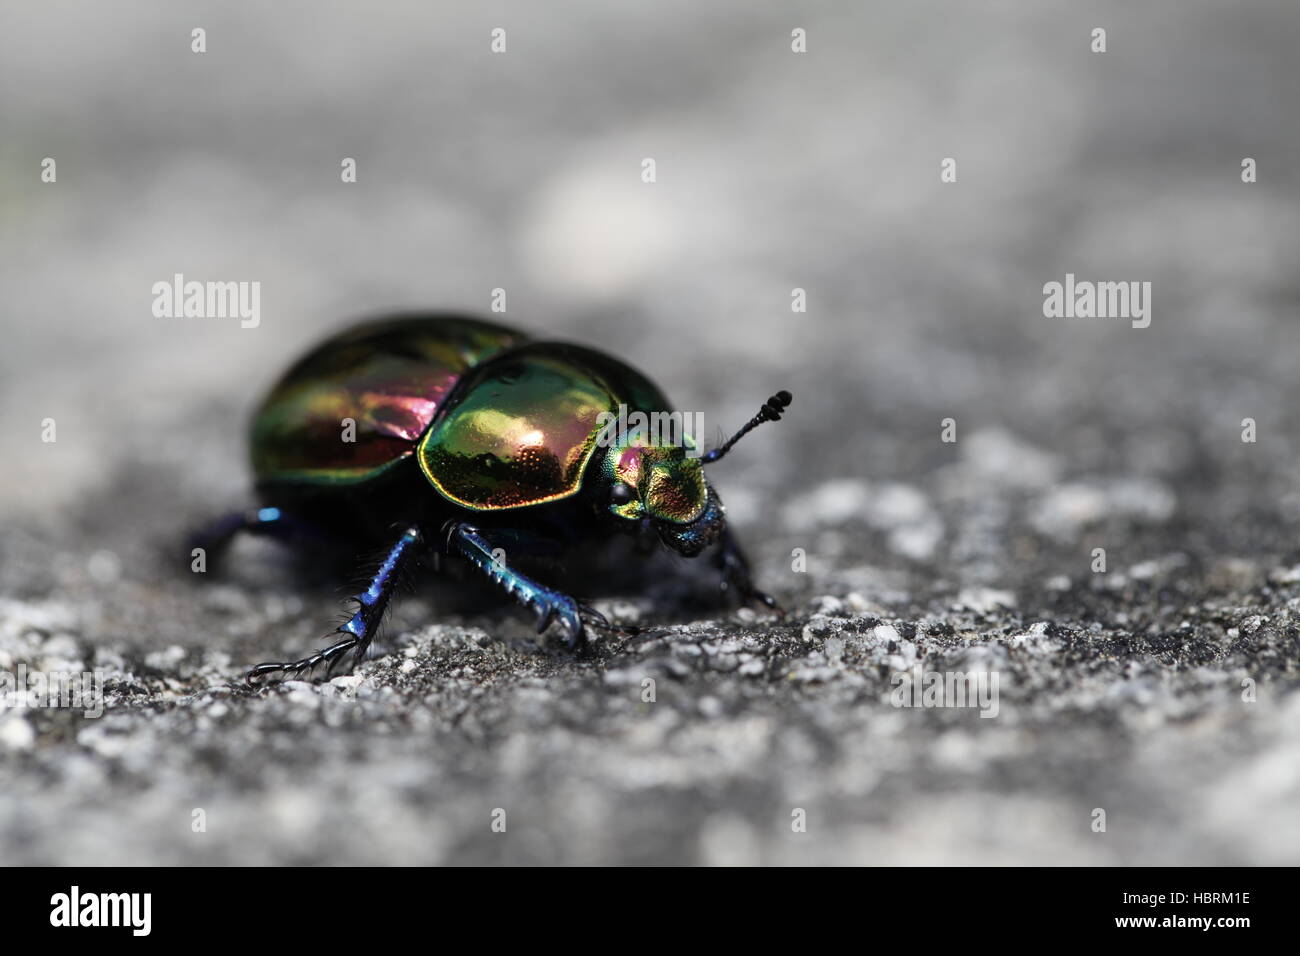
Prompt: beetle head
<box><xmin>597</xmin><ymin>441</ymin><xmax>723</xmax><ymax>557</ymax></box>
<box><xmin>593</xmin><ymin>390</ymin><xmax>791</xmax><ymax>558</ymax></box>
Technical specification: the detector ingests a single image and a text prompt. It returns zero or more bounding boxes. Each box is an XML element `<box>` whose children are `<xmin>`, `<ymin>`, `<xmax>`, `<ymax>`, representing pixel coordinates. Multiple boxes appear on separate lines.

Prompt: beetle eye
<box><xmin>609</xmin><ymin>482</ymin><xmax>636</xmax><ymax>506</ymax></box>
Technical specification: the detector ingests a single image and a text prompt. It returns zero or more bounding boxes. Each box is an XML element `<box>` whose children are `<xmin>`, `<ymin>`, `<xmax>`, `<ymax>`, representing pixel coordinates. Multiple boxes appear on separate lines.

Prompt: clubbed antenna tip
<box><xmin>702</xmin><ymin>390</ymin><xmax>793</xmax><ymax>464</ymax></box>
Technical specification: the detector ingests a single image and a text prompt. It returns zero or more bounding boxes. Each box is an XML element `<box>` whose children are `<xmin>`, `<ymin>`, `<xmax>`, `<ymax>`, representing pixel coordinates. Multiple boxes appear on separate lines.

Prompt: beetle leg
<box><xmin>191</xmin><ymin>506</ymin><xmax>330</xmax><ymax>561</ymax></box>
<box><xmin>443</xmin><ymin>521</ymin><xmax>623</xmax><ymax>649</ymax></box>
<box><xmin>715</xmin><ymin>528</ymin><xmax>785</xmax><ymax>617</ymax></box>
<box><xmin>246</xmin><ymin>524</ymin><xmax>424</xmax><ymax>685</ymax></box>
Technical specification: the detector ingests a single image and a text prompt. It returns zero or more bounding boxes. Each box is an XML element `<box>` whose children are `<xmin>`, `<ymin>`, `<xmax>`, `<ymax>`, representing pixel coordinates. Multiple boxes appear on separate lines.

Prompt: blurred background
<box><xmin>1</xmin><ymin>0</ymin><xmax>1297</xmax><ymax>865</ymax></box>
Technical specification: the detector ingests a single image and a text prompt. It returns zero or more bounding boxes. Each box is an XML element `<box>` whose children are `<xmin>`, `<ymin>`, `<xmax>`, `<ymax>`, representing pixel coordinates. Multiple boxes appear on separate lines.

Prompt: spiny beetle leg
<box><xmin>444</xmin><ymin>521</ymin><xmax>625</xmax><ymax>649</ymax></box>
<box><xmin>716</xmin><ymin>527</ymin><xmax>785</xmax><ymax>617</ymax></box>
<box><xmin>246</xmin><ymin>524</ymin><xmax>424</xmax><ymax>685</ymax></box>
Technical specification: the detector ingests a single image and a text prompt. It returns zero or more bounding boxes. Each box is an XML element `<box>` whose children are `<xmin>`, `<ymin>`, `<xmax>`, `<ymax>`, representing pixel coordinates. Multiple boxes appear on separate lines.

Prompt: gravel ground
<box><xmin>2</xmin><ymin>1</ymin><xmax>1298</xmax><ymax>865</ymax></box>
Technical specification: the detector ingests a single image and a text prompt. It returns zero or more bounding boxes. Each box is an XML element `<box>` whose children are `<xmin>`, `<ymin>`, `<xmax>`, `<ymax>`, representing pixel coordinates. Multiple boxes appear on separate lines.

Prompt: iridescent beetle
<box><xmin>199</xmin><ymin>314</ymin><xmax>792</xmax><ymax>683</ymax></box>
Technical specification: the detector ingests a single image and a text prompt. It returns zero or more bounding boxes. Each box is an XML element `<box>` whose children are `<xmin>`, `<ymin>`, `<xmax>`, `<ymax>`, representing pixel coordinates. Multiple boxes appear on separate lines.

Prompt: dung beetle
<box><xmin>198</xmin><ymin>314</ymin><xmax>792</xmax><ymax>683</ymax></box>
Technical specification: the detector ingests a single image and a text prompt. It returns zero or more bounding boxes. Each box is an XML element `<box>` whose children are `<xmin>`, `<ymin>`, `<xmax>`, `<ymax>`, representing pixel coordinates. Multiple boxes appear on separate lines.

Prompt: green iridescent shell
<box><xmin>251</xmin><ymin>315</ymin><xmax>527</xmax><ymax>485</ymax></box>
<box><xmin>417</xmin><ymin>342</ymin><xmax>673</xmax><ymax>510</ymax></box>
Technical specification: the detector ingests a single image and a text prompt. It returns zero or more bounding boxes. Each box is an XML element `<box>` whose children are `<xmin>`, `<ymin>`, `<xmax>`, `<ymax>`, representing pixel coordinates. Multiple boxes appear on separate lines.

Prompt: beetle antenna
<box><xmin>702</xmin><ymin>390</ymin><xmax>792</xmax><ymax>464</ymax></box>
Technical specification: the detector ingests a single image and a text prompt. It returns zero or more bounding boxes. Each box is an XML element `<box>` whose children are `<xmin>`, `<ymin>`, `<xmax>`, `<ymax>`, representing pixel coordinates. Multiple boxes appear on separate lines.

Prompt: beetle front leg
<box><xmin>246</xmin><ymin>524</ymin><xmax>424</xmax><ymax>684</ymax></box>
<box><xmin>715</xmin><ymin>527</ymin><xmax>784</xmax><ymax>616</ymax></box>
<box><xmin>443</xmin><ymin>521</ymin><xmax>616</xmax><ymax>650</ymax></box>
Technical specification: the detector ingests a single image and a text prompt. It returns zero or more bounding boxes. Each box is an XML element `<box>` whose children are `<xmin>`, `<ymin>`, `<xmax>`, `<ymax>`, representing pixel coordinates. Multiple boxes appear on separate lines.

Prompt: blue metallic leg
<box><xmin>247</xmin><ymin>524</ymin><xmax>424</xmax><ymax>684</ymax></box>
<box><xmin>444</xmin><ymin>521</ymin><xmax>620</xmax><ymax>649</ymax></box>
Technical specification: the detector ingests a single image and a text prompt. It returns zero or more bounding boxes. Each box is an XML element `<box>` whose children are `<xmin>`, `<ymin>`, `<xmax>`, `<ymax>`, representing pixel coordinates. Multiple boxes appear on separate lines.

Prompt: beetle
<box><xmin>197</xmin><ymin>313</ymin><xmax>792</xmax><ymax>683</ymax></box>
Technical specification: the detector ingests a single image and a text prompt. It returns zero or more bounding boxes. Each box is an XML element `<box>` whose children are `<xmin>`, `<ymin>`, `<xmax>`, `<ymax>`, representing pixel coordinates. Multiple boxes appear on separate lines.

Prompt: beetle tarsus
<box><xmin>578</xmin><ymin>602</ymin><xmax>640</xmax><ymax>637</ymax></box>
<box><xmin>245</xmin><ymin>634</ymin><xmax>366</xmax><ymax>685</ymax></box>
<box><xmin>247</xmin><ymin>525</ymin><xmax>423</xmax><ymax>685</ymax></box>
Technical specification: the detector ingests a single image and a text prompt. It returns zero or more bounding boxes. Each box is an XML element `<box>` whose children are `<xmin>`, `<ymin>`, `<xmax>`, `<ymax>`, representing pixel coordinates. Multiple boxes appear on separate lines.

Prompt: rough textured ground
<box><xmin>2</xmin><ymin>1</ymin><xmax>1298</xmax><ymax>864</ymax></box>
